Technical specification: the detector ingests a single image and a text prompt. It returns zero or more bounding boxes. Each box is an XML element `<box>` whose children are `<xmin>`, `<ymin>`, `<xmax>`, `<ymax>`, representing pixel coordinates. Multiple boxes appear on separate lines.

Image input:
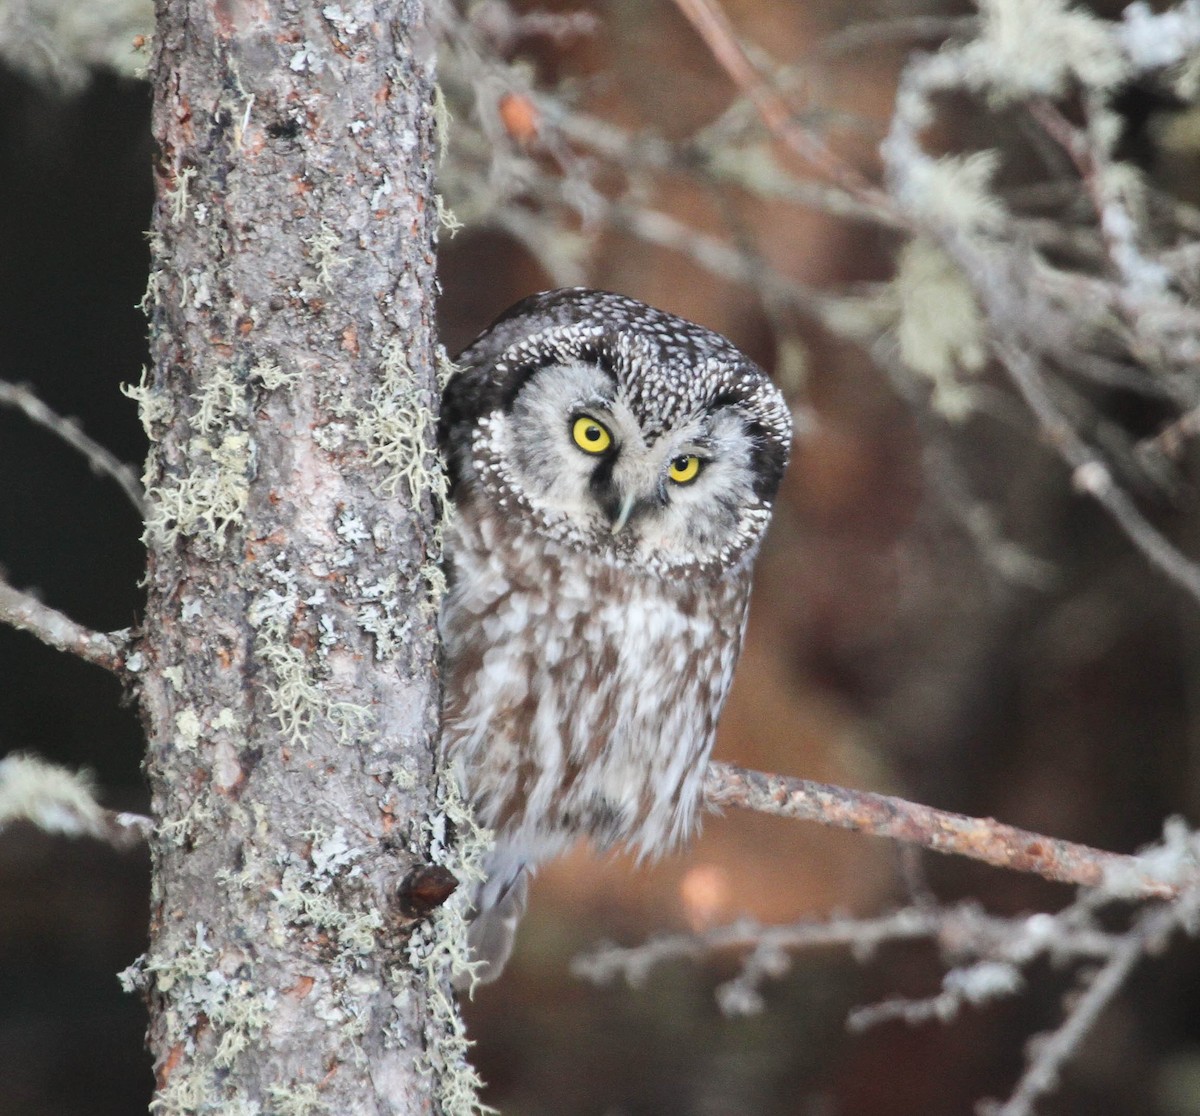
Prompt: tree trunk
<box><xmin>129</xmin><ymin>2</ymin><xmax>467</xmax><ymax>1111</ymax></box>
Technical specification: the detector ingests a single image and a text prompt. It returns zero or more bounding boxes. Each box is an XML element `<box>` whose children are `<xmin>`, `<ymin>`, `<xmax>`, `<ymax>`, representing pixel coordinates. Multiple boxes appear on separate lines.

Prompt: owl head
<box><xmin>440</xmin><ymin>289</ymin><xmax>792</xmax><ymax>573</ymax></box>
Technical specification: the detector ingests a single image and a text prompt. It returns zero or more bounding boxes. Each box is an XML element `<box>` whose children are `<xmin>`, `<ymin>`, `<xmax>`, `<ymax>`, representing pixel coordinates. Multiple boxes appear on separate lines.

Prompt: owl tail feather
<box><xmin>455</xmin><ymin>866</ymin><xmax>529</xmax><ymax>990</ymax></box>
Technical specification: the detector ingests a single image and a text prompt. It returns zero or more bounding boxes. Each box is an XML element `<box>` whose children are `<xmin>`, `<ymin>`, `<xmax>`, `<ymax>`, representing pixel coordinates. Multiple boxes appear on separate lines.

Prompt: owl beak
<box><xmin>609</xmin><ymin>491</ymin><xmax>638</xmax><ymax>535</ymax></box>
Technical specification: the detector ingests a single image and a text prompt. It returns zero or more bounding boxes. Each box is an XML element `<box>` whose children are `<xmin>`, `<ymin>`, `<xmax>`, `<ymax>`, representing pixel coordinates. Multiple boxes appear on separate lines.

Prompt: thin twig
<box><xmin>554</xmin><ymin>109</ymin><xmax>901</xmax><ymax>227</ymax></box>
<box><xmin>983</xmin><ymin>900</ymin><xmax>1182</xmax><ymax>1116</ymax></box>
<box><xmin>575</xmin><ymin>908</ymin><xmax>941</xmax><ymax>986</ymax></box>
<box><xmin>604</xmin><ymin>203</ymin><xmax>836</xmax><ymax>322</ymax></box>
<box><xmin>705</xmin><ymin>762</ymin><xmax>1178</xmax><ymax>898</ymax></box>
<box><xmin>0</xmin><ymin>379</ymin><xmax>145</xmax><ymax>514</ymax></box>
<box><xmin>818</xmin><ymin>15</ymin><xmax>976</xmax><ymax>56</ymax></box>
<box><xmin>572</xmin><ymin>901</ymin><xmax>1119</xmax><ymax>988</ymax></box>
<box><xmin>1027</xmin><ymin>97</ymin><xmax>1171</xmax><ymax>299</ymax></box>
<box><xmin>995</xmin><ymin>341</ymin><xmax>1200</xmax><ymax>607</ymax></box>
<box><xmin>670</xmin><ymin>0</ymin><xmax>898</xmax><ymax>215</ymax></box>
<box><xmin>0</xmin><ymin>577</ymin><xmax>132</xmax><ymax>673</ymax></box>
<box><xmin>1138</xmin><ymin>403</ymin><xmax>1200</xmax><ymax>463</ymax></box>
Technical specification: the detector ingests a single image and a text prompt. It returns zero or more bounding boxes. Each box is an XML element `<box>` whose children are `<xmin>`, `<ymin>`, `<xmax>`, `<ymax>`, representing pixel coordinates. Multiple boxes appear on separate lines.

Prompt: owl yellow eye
<box><xmin>668</xmin><ymin>454</ymin><xmax>702</xmax><ymax>484</ymax></box>
<box><xmin>571</xmin><ymin>416</ymin><xmax>613</xmax><ymax>454</ymax></box>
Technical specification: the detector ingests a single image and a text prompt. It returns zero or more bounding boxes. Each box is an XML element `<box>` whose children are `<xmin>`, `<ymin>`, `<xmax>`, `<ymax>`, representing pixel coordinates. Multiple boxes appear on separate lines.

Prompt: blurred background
<box><xmin>3</xmin><ymin>0</ymin><xmax>1200</xmax><ymax>1113</ymax></box>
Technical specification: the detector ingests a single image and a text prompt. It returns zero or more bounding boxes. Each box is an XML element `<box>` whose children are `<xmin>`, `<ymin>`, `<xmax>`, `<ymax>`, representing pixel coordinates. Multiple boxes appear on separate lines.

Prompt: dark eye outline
<box><xmin>667</xmin><ymin>454</ymin><xmax>704</xmax><ymax>485</ymax></box>
<box><xmin>570</xmin><ymin>414</ymin><xmax>614</xmax><ymax>455</ymax></box>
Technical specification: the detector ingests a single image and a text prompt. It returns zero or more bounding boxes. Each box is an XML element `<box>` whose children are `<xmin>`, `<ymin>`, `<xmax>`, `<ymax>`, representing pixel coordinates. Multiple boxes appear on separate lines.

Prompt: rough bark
<box><xmin>128</xmin><ymin>2</ymin><xmax>468</xmax><ymax>1112</ymax></box>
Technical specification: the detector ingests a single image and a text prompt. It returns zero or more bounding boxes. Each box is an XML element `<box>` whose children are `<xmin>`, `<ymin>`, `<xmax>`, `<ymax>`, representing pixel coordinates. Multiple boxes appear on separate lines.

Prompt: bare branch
<box><xmin>0</xmin><ymin>575</ymin><xmax>132</xmax><ymax>673</ymax></box>
<box><xmin>996</xmin><ymin>341</ymin><xmax>1200</xmax><ymax>605</ymax></box>
<box><xmin>705</xmin><ymin>762</ymin><xmax>1178</xmax><ymax>898</ymax></box>
<box><xmin>670</xmin><ymin>0</ymin><xmax>897</xmax><ymax>216</ymax></box>
<box><xmin>554</xmin><ymin>110</ymin><xmax>898</xmax><ymax>227</ymax></box>
<box><xmin>573</xmin><ymin>901</ymin><xmax>1118</xmax><ymax>990</ymax></box>
<box><xmin>0</xmin><ymin>378</ymin><xmax>145</xmax><ymax>514</ymax></box>
<box><xmin>577</xmin><ymin>801</ymin><xmax>1200</xmax><ymax>1111</ymax></box>
<box><xmin>983</xmin><ymin>899</ymin><xmax>1185</xmax><ymax>1116</ymax></box>
<box><xmin>604</xmin><ymin>203</ymin><xmax>835</xmax><ymax>322</ymax></box>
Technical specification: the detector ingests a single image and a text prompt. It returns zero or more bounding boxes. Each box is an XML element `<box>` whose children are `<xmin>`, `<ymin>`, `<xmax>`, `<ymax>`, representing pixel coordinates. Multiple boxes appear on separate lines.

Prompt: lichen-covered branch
<box><xmin>578</xmin><ymin>817</ymin><xmax>1200</xmax><ymax>1113</ymax></box>
<box><xmin>573</xmin><ymin>901</ymin><xmax>1117</xmax><ymax>993</ymax></box>
<box><xmin>982</xmin><ymin>902</ymin><xmax>1174</xmax><ymax>1116</ymax></box>
<box><xmin>0</xmin><ymin>0</ymin><xmax>151</xmax><ymax>91</ymax></box>
<box><xmin>0</xmin><ymin>752</ymin><xmax>153</xmax><ymax>847</ymax></box>
<box><xmin>878</xmin><ymin>1</ymin><xmax>1200</xmax><ymax>602</ymax></box>
<box><xmin>705</xmin><ymin>762</ymin><xmax>1181</xmax><ymax>897</ymax></box>
<box><xmin>0</xmin><ymin>576</ymin><xmax>131</xmax><ymax>672</ymax></box>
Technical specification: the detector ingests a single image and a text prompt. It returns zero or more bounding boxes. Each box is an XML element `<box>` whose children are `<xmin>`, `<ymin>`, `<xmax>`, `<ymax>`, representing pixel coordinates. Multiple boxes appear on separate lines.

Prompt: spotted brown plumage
<box><xmin>439</xmin><ymin>288</ymin><xmax>791</xmax><ymax>982</ymax></box>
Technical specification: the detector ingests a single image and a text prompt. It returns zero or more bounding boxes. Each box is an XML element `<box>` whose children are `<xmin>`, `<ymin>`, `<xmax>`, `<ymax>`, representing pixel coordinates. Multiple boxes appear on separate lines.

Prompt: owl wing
<box><xmin>457</xmin><ymin>869</ymin><xmax>529</xmax><ymax>990</ymax></box>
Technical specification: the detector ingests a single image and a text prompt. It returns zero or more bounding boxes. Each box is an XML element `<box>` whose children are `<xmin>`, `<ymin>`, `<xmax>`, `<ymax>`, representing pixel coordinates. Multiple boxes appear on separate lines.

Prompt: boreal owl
<box><xmin>439</xmin><ymin>288</ymin><xmax>792</xmax><ymax>982</ymax></box>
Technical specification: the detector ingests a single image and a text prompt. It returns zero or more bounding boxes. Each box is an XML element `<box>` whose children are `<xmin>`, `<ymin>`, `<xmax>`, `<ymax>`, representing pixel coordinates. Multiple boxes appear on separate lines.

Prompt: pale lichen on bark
<box><xmin>131</xmin><ymin>1</ymin><xmax>478</xmax><ymax>1112</ymax></box>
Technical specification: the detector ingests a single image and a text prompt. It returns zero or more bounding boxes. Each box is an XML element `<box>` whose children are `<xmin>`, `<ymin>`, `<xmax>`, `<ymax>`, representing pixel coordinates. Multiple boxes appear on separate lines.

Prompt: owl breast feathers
<box><xmin>439</xmin><ymin>288</ymin><xmax>791</xmax><ymax>982</ymax></box>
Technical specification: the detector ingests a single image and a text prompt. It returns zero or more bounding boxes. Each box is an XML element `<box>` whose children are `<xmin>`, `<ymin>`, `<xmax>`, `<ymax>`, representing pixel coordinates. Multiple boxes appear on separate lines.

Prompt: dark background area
<box><xmin>0</xmin><ymin>67</ymin><xmax>154</xmax><ymax>1114</ymax></box>
<box><xmin>3</xmin><ymin>3</ymin><xmax>1200</xmax><ymax>1114</ymax></box>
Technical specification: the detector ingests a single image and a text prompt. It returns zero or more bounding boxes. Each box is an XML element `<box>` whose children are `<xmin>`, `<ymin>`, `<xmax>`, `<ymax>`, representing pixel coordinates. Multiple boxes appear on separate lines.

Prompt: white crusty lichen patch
<box><xmin>121</xmin><ymin>923</ymin><xmax>277</xmax><ymax>1111</ymax></box>
<box><xmin>174</xmin><ymin>707</ymin><xmax>203</xmax><ymax>750</ymax></box>
<box><xmin>336</xmin><ymin>513</ymin><xmax>426</xmax><ymax>654</ymax></box>
<box><xmin>248</xmin><ymin>578</ymin><xmax>375</xmax><ymax>746</ymax></box>
<box><xmin>334</xmin><ymin>507</ymin><xmax>373</xmax><ymax>561</ymax></box>
<box><xmin>353</xmin><ymin>572</ymin><xmax>413</xmax><ymax>662</ymax></box>
<box><xmin>270</xmin><ymin>825</ymin><xmax>384</xmax><ymax>969</ymax></box>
